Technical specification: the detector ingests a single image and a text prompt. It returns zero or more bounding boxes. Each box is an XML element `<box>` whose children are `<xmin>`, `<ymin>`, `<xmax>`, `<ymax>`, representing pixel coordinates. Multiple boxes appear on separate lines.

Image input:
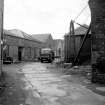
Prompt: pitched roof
<box><xmin>4</xmin><ymin>29</ymin><xmax>15</xmax><ymax>36</ymax></box>
<box><xmin>8</xmin><ymin>29</ymin><xmax>41</xmax><ymax>43</ymax></box>
<box><xmin>74</xmin><ymin>24</ymin><xmax>89</xmax><ymax>35</ymax></box>
<box><xmin>8</xmin><ymin>29</ymin><xmax>25</xmax><ymax>38</ymax></box>
<box><xmin>32</xmin><ymin>34</ymin><xmax>51</xmax><ymax>43</ymax></box>
<box><xmin>53</xmin><ymin>39</ymin><xmax>64</xmax><ymax>49</ymax></box>
<box><xmin>65</xmin><ymin>24</ymin><xmax>91</xmax><ymax>37</ymax></box>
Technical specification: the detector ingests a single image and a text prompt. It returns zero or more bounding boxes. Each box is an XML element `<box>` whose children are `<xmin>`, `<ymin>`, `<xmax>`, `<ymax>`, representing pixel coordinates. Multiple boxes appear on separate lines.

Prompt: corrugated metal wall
<box><xmin>64</xmin><ymin>34</ymin><xmax>76</xmax><ymax>63</ymax></box>
<box><xmin>64</xmin><ymin>34</ymin><xmax>91</xmax><ymax>64</ymax></box>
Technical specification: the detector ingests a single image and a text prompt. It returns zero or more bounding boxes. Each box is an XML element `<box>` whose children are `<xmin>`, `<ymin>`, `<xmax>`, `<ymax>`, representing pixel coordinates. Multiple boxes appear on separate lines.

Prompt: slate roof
<box><xmin>74</xmin><ymin>24</ymin><xmax>90</xmax><ymax>35</ymax></box>
<box><xmin>4</xmin><ymin>29</ymin><xmax>15</xmax><ymax>36</ymax></box>
<box><xmin>32</xmin><ymin>34</ymin><xmax>51</xmax><ymax>43</ymax></box>
<box><xmin>65</xmin><ymin>24</ymin><xmax>91</xmax><ymax>37</ymax></box>
<box><xmin>8</xmin><ymin>29</ymin><xmax>41</xmax><ymax>43</ymax></box>
<box><xmin>8</xmin><ymin>29</ymin><xmax>25</xmax><ymax>38</ymax></box>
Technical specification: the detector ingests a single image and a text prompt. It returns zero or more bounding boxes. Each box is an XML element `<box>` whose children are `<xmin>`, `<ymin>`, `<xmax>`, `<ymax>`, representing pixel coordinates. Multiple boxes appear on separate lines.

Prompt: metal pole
<box><xmin>0</xmin><ymin>0</ymin><xmax>4</xmax><ymax>75</ymax></box>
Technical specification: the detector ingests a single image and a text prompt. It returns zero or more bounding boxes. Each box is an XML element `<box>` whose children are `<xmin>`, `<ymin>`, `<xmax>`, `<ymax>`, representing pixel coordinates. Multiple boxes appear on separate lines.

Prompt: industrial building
<box><xmin>3</xmin><ymin>29</ymin><xmax>43</xmax><ymax>62</ymax></box>
<box><xmin>53</xmin><ymin>39</ymin><xmax>64</xmax><ymax>58</ymax></box>
<box><xmin>32</xmin><ymin>33</ymin><xmax>54</xmax><ymax>49</ymax></box>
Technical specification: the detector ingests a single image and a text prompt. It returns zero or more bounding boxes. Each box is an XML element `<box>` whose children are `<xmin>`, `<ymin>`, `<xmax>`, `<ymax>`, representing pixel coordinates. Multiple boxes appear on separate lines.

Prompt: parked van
<box><xmin>40</xmin><ymin>48</ymin><xmax>54</xmax><ymax>63</ymax></box>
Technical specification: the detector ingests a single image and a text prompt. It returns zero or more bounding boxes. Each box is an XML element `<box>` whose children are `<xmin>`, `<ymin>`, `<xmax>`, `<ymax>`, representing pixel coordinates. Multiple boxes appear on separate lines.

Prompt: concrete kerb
<box><xmin>0</xmin><ymin>72</ymin><xmax>6</xmax><ymax>95</ymax></box>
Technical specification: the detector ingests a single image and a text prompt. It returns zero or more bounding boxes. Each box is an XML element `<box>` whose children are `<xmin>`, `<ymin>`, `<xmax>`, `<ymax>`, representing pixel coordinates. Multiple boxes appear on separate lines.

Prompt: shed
<box><xmin>64</xmin><ymin>24</ymin><xmax>91</xmax><ymax>64</ymax></box>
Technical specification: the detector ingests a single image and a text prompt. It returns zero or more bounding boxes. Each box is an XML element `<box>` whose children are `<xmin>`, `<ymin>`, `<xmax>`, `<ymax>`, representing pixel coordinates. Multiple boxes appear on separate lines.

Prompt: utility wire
<box><xmin>74</xmin><ymin>4</ymin><xmax>88</xmax><ymax>21</ymax></box>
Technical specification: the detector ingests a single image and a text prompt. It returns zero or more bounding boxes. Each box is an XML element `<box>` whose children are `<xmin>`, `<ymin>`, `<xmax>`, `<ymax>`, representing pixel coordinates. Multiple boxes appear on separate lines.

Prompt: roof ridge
<box><xmin>31</xmin><ymin>34</ymin><xmax>52</xmax><ymax>43</ymax></box>
<box><xmin>6</xmin><ymin>29</ymin><xmax>42</xmax><ymax>43</ymax></box>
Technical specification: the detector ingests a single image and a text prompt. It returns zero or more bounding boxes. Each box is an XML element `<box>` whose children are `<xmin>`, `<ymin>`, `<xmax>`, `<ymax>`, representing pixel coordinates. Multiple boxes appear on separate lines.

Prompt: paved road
<box><xmin>3</xmin><ymin>62</ymin><xmax>105</xmax><ymax>105</ymax></box>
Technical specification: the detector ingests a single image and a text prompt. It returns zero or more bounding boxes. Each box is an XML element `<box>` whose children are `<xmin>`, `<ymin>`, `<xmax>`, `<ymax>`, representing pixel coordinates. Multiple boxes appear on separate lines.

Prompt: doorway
<box><xmin>18</xmin><ymin>47</ymin><xmax>23</xmax><ymax>61</ymax></box>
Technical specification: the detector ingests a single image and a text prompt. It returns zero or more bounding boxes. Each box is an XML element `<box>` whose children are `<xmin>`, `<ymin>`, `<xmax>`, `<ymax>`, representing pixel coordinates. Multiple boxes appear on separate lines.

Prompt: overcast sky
<box><xmin>4</xmin><ymin>0</ymin><xmax>90</xmax><ymax>39</ymax></box>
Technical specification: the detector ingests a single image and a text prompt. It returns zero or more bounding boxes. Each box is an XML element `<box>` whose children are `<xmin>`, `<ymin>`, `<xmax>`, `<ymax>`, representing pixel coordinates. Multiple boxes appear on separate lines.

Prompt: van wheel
<box><xmin>91</xmin><ymin>78</ymin><xmax>96</xmax><ymax>83</ymax></box>
<box><xmin>41</xmin><ymin>60</ymin><xmax>43</xmax><ymax>63</ymax></box>
<box><xmin>49</xmin><ymin>60</ymin><xmax>52</xmax><ymax>63</ymax></box>
<box><xmin>91</xmin><ymin>75</ymin><xmax>97</xmax><ymax>83</ymax></box>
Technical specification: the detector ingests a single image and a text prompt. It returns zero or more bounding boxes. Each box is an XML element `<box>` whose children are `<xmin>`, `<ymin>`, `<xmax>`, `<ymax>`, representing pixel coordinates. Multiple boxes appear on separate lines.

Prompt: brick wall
<box><xmin>89</xmin><ymin>0</ymin><xmax>105</xmax><ymax>64</ymax></box>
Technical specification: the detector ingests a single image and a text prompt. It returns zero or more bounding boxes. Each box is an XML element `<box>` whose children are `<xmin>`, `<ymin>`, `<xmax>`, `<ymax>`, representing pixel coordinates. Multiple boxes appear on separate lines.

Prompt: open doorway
<box><xmin>18</xmin><ymin>47</ymin><xmax>23</xmax><ymax>61</ymax></box>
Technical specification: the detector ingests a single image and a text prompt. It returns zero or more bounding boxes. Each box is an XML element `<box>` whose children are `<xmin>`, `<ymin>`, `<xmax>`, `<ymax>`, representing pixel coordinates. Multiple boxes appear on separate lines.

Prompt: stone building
<box><xmin>3</xmin><ymin>29</ymin><xmax>42</xmax><ymax>62</ymax></box>
<box><xmin>32</xmin><ymin>34</ymin><xmax>54</xmax><ymax>49</ymax></box>
<box><xmin>53</xmin><ymin>39</ymin><xmax>64</xmax><ymax>58</ymax></box>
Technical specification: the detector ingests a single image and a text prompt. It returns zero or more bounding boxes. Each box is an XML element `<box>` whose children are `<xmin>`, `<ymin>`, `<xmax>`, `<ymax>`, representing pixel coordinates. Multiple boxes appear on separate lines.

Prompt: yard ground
<box><xmin>0</xmin><ymin>62</ymin><xmax>105</xmax><ymax>105</ymax></box>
